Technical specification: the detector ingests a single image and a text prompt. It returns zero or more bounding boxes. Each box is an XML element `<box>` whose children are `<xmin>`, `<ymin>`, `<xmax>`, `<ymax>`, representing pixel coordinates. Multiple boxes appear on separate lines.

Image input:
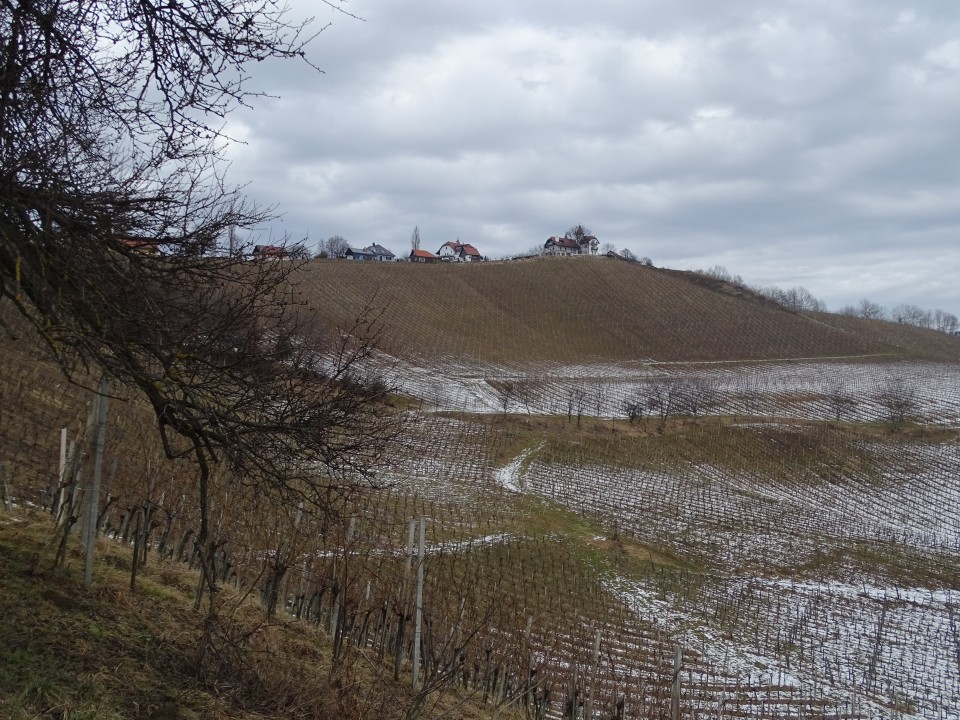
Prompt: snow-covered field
<box><xmin>392</xmin><ymin>358</ymin><xmax>960</xmax><ymax>426</ymax></box>
<box><xmin>377</xmin><ymin>358</ymin><xmax>960</xmax><ymax>718</ymax></box>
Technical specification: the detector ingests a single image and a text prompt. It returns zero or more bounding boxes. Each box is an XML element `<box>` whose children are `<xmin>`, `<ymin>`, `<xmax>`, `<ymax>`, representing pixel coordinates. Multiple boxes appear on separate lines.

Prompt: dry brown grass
<box><xmin>0</xmin><ymin>510</ymin><xmax>516</xmax><ymax>720</ymax></box>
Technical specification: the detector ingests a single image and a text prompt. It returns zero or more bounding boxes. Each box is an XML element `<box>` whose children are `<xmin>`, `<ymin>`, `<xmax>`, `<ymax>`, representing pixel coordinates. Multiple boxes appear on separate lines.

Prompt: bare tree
<box><xmin>622</xmin><ymin>395</ymin><xmax>647</xmax><ymax>424</ymax></box>
<box><xmin>757</xmin><ymin>285</ymin><xmax>825</xmax><ymax>312</ymax></box>
<box><xmin>411</xmin><ymin>226</ymin><xmax>421</xmax><ymax>251</ymax></box>
<box><xmin>646</xmin><ymin>379</ymin><xmax>682</xmax><ymax>433</ymax></box>
<box><xmin>825</xmin><ymin>380</ymin><xmax>857</xmax><ymax>421</ymax></box>
<box><xmin>0</xmin><ymin>0</ymin><xmax>402</xmax><ymax>672</ymax></box>
<box><xmin>564</xmin><ymin>225</ymin><xmax>593</xmax><ymax>244</ymax></box>
<box><xmin>858</xmin><ymin>299</ymin><xmax>886</xmax><ymax>320</ymax></box>
<box><xmin>934</xmin><ymin>309</ymin><xmax>960</xmax><ymax>335</ymax></box>
<box><xmin>325</xmin><ymin>235</ymin><xmax>350</xmax><ymax>258</ymax></box>
<box><xmin>891</xmin><ymin>304</ymin><xmax>933</xmax><ymax>328</ymax></box>
<box><xmin>875</xmin><ymin>376</ymin><xmax>919</xmax><ymax>430</ymax></box>
<box><xmin>620</xmin><ymin>248</ymin><xmax>638</xmax><ymax>262</ymax></box>
<box><xmin>680</xmin><ymin>378</ymin><xmax>716</xmax><ymax>418</ymax></box>
<box><xmin>600</xmin><ymin>242</ymin><xmax>617</xmax><ymax>255</ymax></box>
<box><xmin>491</xmin><ymin>379</ymin><xmax>518</xmax><ymax>417</ymax></box>
<box><xmin>565</xmin><ymin>384</ymin><xmax>587</xmax><ymax>427</ymax></box>
<box><xmin>593</xmin><ymin>378</ymin><xmax>606</xmax><ymax>419</ymax></box>
<box><xmin>701</xmin><ymin>264</ymin><xmax>744</xmax><ymax>286</ymax></box>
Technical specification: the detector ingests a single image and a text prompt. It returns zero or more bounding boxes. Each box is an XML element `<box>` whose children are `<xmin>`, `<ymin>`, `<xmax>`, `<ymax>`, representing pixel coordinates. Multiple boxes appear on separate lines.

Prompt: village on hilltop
<box><xmin>252</xmin><ymin>223</ymin><xmax>631</xmax><ymax>263</ymax></box>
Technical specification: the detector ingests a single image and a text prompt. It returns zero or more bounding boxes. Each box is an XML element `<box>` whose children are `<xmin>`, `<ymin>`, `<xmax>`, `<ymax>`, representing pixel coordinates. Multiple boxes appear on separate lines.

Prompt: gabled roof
<box><xmin>545</xmin><ymin>236</ymin><xmax>579</xmax><ymax>249</ymax></box>
<box><xmin>410</xmin><ymin>248</ymin><xmax>438</xmax><ymax>259</ymax></box>
<box><xmin>459</xmin><ymin>243</ymin><xmax>481</xmax><ymax>257</ymax></box>
<box><xmin>366</xmin><ymin>244</ymin><xmax>395</xmax><ymax>256</ymax></box>
<box><xmin>346</xmin><ymin>246</ymin><xmax>374</xmax><ymax>257</ymax></box>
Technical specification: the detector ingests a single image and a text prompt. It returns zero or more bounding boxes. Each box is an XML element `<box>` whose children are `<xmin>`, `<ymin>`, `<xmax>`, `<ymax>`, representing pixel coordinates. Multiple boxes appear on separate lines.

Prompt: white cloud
<box><xmin>222</xmin><ymin>0</ymin><xmax>960</xmax><ymax>315</ymax></box>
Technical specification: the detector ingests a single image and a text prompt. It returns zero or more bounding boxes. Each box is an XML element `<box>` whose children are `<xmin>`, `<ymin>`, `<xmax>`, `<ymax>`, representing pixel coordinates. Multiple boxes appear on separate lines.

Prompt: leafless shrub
<box><xmin>875</xmin><ymin>376</ymin><xmax>919</xmax><ymax>430</ymax></box>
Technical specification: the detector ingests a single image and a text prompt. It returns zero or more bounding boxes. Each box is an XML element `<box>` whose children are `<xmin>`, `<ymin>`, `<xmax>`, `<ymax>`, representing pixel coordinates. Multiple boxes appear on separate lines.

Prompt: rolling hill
<box><xmin>294</xmin><ymin>255</ymin><xmax>960</xmax><ymax>364</ymax></box>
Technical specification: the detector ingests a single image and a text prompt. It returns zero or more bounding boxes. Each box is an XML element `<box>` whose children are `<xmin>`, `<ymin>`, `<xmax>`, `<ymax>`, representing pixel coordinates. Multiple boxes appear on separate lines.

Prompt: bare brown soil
<box><xmin>294</xmin><ymin>256</ymin><xmax>960</xmax><ymax>364</ymax></box>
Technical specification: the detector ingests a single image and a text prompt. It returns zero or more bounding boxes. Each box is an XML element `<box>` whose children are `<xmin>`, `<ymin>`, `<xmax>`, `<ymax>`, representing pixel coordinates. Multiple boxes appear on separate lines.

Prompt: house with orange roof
<box><xmin>409</xmin><ymin>248</ymin><xmax>439</xmax><ymax>263</ymax></box>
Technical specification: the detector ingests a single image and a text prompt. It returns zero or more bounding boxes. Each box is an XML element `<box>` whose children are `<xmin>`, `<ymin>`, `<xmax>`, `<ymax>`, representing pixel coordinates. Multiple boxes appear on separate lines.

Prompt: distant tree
<box><xmin>934</xmin><ymin>309</ymin><xmax>960</xmax><ymax>334</ymax></box>
<box><xmin>593</xmin><ymin>378</ymin><xmax>607</xmax><ymax>420</ymax></box>
<box><xmin>600</xmin><ymin>242</ymin><xmax>617</xmax><ymax>255</ymax></box>
<box><xmin>858</xmin><ymin>299</ymin><xmax>886</xmax><ymax>320</ymax></box>
<box><xmin>564</xmin><ymin>224</ymin><xmax>593</xmax><ymax>244</ymax></box>
<box><xmin>758</xmin><ymin>285</ymin><xmax>825</xmax><ymax>312</ymax></box>
<box><xmin>411</xmin><ymin>226</ymin><xmax>421</xmax><ymax>251</ymax></box>
<box><xmin>565</xmin><ymin>383</ymin><xmax>587</xmax><ymax>427</ymax></box>
<box><xmin>836</xmin><ymin>305</ymin><xmax>858</xmax><ymax>317</ymax></box>
<box><xmin>680</xmin><ymin>378</ymin><xmax>717</xmax><ymax>418</ymax></box>
<box><xmin>620</xmin><ymin>248</ymin><xmax>638</xmax><ymax>262</ymax></box>
<box><xmin>622</xmin><ymin>395</ymin><xmax>647</xmax><ymax>424</ymax></box>
<box><xmin>704</xmin><ymin>265</ymin><xmax>733</xmax><ymax>281</ymax></box>
<box><xmin>875</xmin><ymin>376</ymin><xmax>919</xmax><ymax>430</ymax></box>
<box><xmin>891</xmin><ymin>304</ymin><xmax>933</xmax><ymax>328</ymax></box>
<box><xmin>325</xmin><ymin>235</ymin><xmax>350</xmax><ymax>258</ymax></box>
<box><xmin>639</xmin><ymin>256</ymin><xmax>653</xmax><ymax>266</ymax></box>
<box><xmin>491</xmin><ymin>379</ymin><xmax>518</xmax><ymax>417</ymax></box>
<box><xmin>646</xmin><ymin>379</ymin><xmax>689</xmax><ymax>433</ymax></box>
<box><xmin>825</xmin><ymin>380</ymin><xmax>857</xmax><ymax>421</ymax></box>
<box><xmin>702</xmin><ymin>265</ymin><xmax>743</xmax><ymax>285</ymax></box>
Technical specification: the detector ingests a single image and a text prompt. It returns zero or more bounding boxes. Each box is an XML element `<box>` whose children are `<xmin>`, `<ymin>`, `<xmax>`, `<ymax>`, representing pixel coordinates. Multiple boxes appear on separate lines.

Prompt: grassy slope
<box><xmin>295</xmin><ymin>256</ymin><xmax>960</xmax><ymax>364</ymax></box>
<box><xmin>0</xmin><ymin>511</ymin><xmax>511</xmax><ymax>720</ymax></box>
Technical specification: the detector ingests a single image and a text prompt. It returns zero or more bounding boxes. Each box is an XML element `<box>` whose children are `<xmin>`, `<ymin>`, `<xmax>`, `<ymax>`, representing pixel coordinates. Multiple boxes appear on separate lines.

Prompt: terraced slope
<box><xmin>295</xmin><ymin>257</ymin><xmax>960</xmax><ymax>364</ymax></box>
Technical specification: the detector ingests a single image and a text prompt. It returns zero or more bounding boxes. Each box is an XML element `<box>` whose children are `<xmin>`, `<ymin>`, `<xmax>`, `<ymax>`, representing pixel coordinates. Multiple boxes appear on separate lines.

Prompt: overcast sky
<box><xmin>224</xmin><ymin>0</ymin><xmax>960</xmax><ymax>315</ymax></box>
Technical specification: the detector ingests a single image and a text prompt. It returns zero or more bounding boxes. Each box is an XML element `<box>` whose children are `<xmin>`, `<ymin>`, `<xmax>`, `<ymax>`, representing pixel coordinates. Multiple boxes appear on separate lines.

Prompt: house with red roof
<box><xmin>409</xmin><ymin>248</ymin><xmax>439</xmax><ymax>263</ymax></box>
<box><xmin>252</xmin><ymin>244</ymin><xmax>288</xmax><ymax>260</ymax></box>
<box><xmin>437</xmin><ymin>240</ymin><xmax>483</xmax><ymax>262</ymax></box>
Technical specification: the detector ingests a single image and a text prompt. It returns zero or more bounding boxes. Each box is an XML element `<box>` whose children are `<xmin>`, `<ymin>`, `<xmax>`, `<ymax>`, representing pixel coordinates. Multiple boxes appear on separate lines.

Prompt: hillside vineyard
<box><xmin>3</xmin><ymin>256</ymin><xmax>960</xmax><ymax>720</ymax></box>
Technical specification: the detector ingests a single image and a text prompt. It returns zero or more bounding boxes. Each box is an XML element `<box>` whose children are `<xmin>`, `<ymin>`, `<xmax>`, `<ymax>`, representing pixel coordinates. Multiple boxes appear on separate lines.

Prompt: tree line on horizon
<box><xmin>701</xmin><ymin>266</ymin><xmax>959</xmax><ymax>335</ymax></box>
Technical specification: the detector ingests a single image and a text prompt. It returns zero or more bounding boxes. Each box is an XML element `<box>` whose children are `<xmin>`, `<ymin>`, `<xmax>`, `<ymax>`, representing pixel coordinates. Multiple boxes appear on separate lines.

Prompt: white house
<box><xmin>438</xmin><ymin>240</ymin><xmax>483</xmax><ymax>261</ymax></box>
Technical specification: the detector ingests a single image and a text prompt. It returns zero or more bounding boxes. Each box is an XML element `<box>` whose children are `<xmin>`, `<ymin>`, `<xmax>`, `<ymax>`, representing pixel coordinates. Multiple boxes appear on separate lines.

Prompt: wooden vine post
<box><xmin>393</xmin><ymin>518</ymin><xmax>417</xmax><ymax>682</ymax></box>
<box><xmin>584</xmin><ymin>630</ymin><xmax>601</xmax><ymax>720</ymax></box>
<box><xmin>671</xmin><ymin>645</ymin><xmax>682</xmax><ymax>720</ymax></box>
<box><xmin>412</xmin><ymin>515</ymin><xmax>426</xmax><ymax>688</ymax></box>
<box><xmin>83</xmin><ymin>374</ymin><xmax>110</xmax><ymax>588</ymax></box>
